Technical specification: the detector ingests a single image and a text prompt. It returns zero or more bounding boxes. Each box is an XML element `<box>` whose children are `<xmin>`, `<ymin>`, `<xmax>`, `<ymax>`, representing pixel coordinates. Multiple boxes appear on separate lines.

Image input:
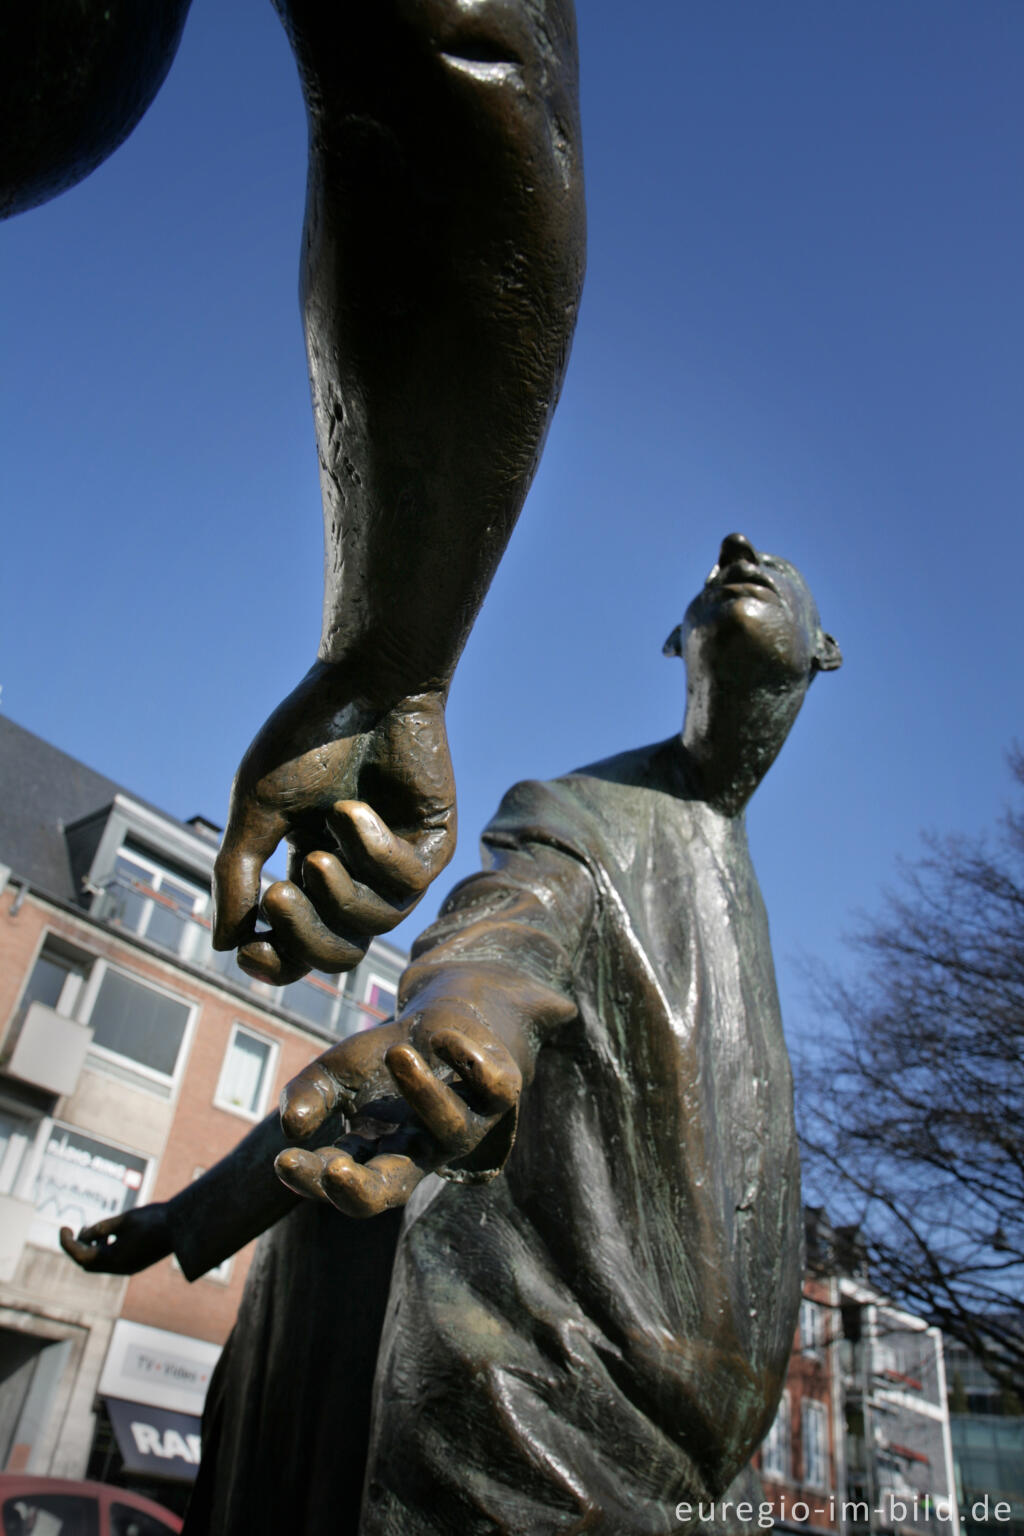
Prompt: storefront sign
<box><xmin>106</xmin><ymin>1397</ymin><xmax>202</xmax><ymax>1482</ymax></box>
<box><xmin>99</xmin><ymin>1320</ymin><xmax>221</xmax><ymax>1417</ymax></box>
<box><xmin>29</xmin><ymin>1123</ymin><xmax>148</xmax><ymax>1251</ymax></box>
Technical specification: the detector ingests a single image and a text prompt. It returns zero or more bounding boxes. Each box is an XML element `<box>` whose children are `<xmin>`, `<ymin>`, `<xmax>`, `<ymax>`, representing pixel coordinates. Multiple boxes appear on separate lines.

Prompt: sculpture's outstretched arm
<box><xmin>61</xmin><ymin>830</ymin><xmax>593</xmax><ymax>1271</ymax></box>
<box><xmin>213</xmin><ymin>0</ymin><xmax>587</xmax><ymax>982</ymax></box>
<box><xmin>60</xmin><ymin>1102</ymin><xmax>332</xmax><ymax>1282</ymax></box>
<box><xmin>275</xmin><ymin>834</ymin><xmax>595</xmax><ymax>1216</ymax></box>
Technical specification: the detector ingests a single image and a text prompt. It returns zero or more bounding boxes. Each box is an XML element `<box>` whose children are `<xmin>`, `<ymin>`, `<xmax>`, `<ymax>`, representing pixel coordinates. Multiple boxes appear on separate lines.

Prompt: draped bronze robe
<box><xmin>174</xmin><ymin>740</ymin><xmax>801</xmax><ymax>1535</ymax></box>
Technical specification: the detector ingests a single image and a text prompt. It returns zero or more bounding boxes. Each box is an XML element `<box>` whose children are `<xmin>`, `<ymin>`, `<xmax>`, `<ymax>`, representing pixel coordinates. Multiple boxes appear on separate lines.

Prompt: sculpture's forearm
<box><xmin>165</xmin><ymin>1101</ymin><xmax>345</xmax><ymax>1279</ymax></box>
<box><xmin>397</xmin><ymin>832</ymin><xmax>597</xmax><ymax>1071</ymax></box>
<box><xmin>277</xmin><ymin>0</ymin><xmax>586</xmax><ymax>702</ymax></box>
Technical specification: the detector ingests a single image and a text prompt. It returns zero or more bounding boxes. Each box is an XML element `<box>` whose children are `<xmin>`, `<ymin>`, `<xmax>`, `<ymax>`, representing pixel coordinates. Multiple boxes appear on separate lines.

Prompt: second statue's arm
<box><xmin>275</xmin><ymin>831</ymin><xmax>596</xmax><ymax>1217</ymax></box>
<box><xmin>213</xmin><ymin>0</ymin><xmax>586</xmax><ymax>983</ymax></box>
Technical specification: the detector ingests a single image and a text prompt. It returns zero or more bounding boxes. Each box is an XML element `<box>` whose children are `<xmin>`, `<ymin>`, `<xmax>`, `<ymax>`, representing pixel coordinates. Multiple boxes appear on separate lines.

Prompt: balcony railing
<box><xmin>92</xmin><ymin>873</ymin><xmax>391</xmax><ymax>1040</ymax></box>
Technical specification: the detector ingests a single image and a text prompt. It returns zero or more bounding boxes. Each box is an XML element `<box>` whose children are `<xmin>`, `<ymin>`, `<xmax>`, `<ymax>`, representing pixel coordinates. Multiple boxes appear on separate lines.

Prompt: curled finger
<box><xmin>302</xmin><ymin>850</ymin><xmax>409</xmax><ymax>937</ymax></box>
<box><xmin>212</xmin><ymin>807</ymin><xmax>285</xmax><ymax>952</ymax></box>
<box><xmin>429</xmin><ymin>1025</ymin><xmax>521</xmax><ymax>1115</ymax></box>
<box><xmin>60</xmin><ymin>1227</ymin><xmax>104</xmax><ymax>1267</ymax></box>
<box><xmin>274</xmin><ymin>1146</ymin><xmax>332</xmax><ymax>1204</ymax></box>
<box><xmin>260</xmin><ymin>880</ymin><xmax>368</xmax><ymax>973</ymax></box>
<box><xmin>236</xmin><ymin>936</ymin><xmax>311</xmax><ymax>986</ymax></box>
<box><xmin>327</xmin><ymin>802</ymin><xmax>447</xmax><ymax>901</ymax></box>
<box><xmin>385</xmin><ymin>1043</ymin><xmax>481</xmax><ymax>1154</ymax></box>
<box><xmin>321</xmin><ymin>1149</ymin><xmax>425</xmax><ymax>1218</ymax></box>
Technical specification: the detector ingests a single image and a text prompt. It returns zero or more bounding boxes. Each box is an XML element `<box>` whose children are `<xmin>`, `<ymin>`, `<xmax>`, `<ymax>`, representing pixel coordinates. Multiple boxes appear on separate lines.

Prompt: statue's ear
<box><xmin>663</xmin><ymin>624</ymin><xmax>684</xmax><ymax>659</ymax></box>
<box><xmin>814</xmin><ymin>632</ymin><xmax>843</xmax><ymax>673</ymax></box>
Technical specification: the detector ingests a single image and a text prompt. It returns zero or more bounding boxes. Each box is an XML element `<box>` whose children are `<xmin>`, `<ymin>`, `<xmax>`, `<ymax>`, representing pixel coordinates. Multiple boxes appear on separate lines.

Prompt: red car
<box><xmin>0</xmin><ymin>1475</ymin><xmax>182</xmax><ymax>1536</ymax></box>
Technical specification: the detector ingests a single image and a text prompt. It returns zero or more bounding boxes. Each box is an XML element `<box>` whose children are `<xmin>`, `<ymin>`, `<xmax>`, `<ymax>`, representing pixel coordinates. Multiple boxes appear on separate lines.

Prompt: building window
<box><xmin>802</xmin><ymin>1399</ymin><xmax>829</xmax><ymax>1490</ymax></box>
<box><xmin>801</xmin><ymin>1297</ymin><xmax>826</xmax><ymax>1358</ymax></box>
<box><xmin>761</xmin><ymin>1391</ymin><xmax>791</xmax><ymax>1480</ymax></box>
<box><xmin>85</xmin><ymin>966</ymin><xmax>193</xmax><ymax>1088</ymax></box>
<box><xmin>361</xmin><ymin>973</ymin><xmax>397</xmax><ymax>1029</ymax></box>
<box><xmin>8</xmin><ymin>937</ymin><xmax>91</xmax><ymax>1033</ymax></box>
<box><xmin>278</xmin><ymin>973</ymin><xmax>352</xmax><ymax>1038</ymax></box>
<box><xmin>0</xmin><ymin>1106</ymin><xmax>38</xmax><ymax>1196</ymax></box>
<box><xmin>101</xmin><ymin>845</ymin><xmax>209</xmax><ymax>962</ymax></box>
<box><xmin>214</xmin><ymin>1025</ymin><xmax>277</xmax><ymax>1120</ymax></box>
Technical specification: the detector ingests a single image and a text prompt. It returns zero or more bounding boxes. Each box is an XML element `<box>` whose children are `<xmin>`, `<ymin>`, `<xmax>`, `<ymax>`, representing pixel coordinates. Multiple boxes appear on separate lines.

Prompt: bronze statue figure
<box><xmin>65</xmin><ymin>533</ymin><xmax>841</xmax><ymax>1534</ymax></box>
<box><xmin>3</xmin><ymin>0</ymin><xmax>587</xmax><ymax>981</ymax></box>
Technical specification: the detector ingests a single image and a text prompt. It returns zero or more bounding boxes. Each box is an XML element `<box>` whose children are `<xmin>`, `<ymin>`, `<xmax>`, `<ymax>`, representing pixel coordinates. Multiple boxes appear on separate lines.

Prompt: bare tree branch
<box><xmin>796</xmin><ymin>752</ymin><xmax>1024</xmax><ymax>1395</ymax></box>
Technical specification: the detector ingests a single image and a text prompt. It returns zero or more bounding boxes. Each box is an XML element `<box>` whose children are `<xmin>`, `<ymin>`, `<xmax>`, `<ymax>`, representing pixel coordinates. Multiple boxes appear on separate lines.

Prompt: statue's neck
<box><xmin>679</xmin><ymin>680</ymin><xmax>805</xmax><ymax>817</ymax></box>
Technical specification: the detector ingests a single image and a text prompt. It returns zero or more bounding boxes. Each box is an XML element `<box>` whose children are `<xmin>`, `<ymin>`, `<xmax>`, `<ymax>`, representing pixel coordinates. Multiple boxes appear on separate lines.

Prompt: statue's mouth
<box><xmin>712</xmin><ymin>561</ymin><xmax>778</xmax><ymax>598</ymax></box>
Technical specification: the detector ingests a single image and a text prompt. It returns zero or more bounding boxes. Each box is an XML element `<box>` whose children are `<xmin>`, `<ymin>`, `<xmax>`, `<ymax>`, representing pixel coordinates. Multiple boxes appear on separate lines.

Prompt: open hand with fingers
<box><xmin>212</xmin><ymin>668</ymin><xmax>456</xmax><ymax>985</ymax></box>
<box><xmin>60</xmin><ymin>1203</ymin><xmax>173</xmax><ymax>1276</ymax></box>
<box><xmin>274</xmin><ymin>1003</ymin><xmax>522</xmax><ymax>1218</ymax></box>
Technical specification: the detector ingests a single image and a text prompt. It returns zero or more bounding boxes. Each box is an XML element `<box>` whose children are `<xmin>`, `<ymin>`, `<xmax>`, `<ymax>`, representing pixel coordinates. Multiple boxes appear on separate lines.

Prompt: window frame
<box><xmin>81</xmin><ymin>959</ymin><xmax>197</xmax><ymax>1096</ymax></box>
<box><xmin>0</xmin><ymin>1100</ymin><xmax>45</xmax><ymax>1198</ymax></box>
<box><xmin>106</xmin><ymin>842</ymin><xmax>210</xmax><ymax>963</ymax></box>
<box><xmin>7</xmin><ymin>933</ymin><xmax>93</xmax><ymax>1031</ymax></box>
<box><xmin>213</xmin><ymin>1022</ymin><xmax>279</xmax><ymax>1123</ymax></box>
<box><xmin>801</xmin><ymin>1297</ymin><xmax>825</xmax><ymax>1359</ymax></box>
<box><xmin>361</xmin><ymin>970</ymin><xmax>398</xmax><ymax>1026</ymax></box>
<box><xmin>801</xmin><ymin>1398</ymin><xmax>830</xmax><ymax>1491</ymax></box>
<box><xmin>761</xmin><ymin>1389</ymin><xmax>791</xmax><ymax>1481</ymax></box>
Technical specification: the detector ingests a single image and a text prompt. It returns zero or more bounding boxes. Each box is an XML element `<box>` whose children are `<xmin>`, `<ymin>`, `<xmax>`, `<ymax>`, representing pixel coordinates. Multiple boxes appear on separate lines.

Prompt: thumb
<box><xmin>212</xmin><ymin>805</ymin><xmax>284</xmax><ymax>950</ymax></box>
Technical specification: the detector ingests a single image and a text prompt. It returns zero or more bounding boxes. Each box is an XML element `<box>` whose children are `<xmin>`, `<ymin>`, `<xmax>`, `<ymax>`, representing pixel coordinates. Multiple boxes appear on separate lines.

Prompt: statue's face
<box><xmin>669</xmin><ymin>533</ymin><xmax>840</xmax><ymax>690</ymax></box>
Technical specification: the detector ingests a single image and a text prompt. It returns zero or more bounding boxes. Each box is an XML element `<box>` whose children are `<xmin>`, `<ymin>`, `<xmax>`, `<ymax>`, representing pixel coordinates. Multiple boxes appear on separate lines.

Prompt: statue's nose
<box><xmin>718</xmin><ymin>532</ymin><xmax>757</xmax><ymax>567</ymax></box>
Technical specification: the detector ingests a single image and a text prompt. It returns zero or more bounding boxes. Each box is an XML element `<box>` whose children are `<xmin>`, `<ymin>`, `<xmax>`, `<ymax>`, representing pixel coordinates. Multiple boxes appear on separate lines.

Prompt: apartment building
<box><xmin>945</xmin><ymin>1338</ymin><xmax>1024</xmax><ymax>1536</ymax></box>
<box><xmin>758</xmin><ymin>1273</ymin><xmax>845</xmax><ymax>1535</ymax></box>
<box><xmin>756</xmin><ymin>1213</ymin><xmax>959</xmax><ymax>1536</ymax></box>
<box><xmin>0</xmin><ymin>716</ymin><xmax>405</xmax><ymax>1512</ymax></box>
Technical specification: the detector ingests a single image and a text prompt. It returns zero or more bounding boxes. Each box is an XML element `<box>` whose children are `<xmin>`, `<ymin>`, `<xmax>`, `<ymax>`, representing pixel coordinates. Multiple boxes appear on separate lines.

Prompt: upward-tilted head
<box><xmin>664</xmin><ymin>532</ymin><xmax>841</xmax><ymax>686</ymax></box>
<box><xmin>664</xmin><ymin>533</ymin><xmax>841</xmax><ymax>811</ymax></box>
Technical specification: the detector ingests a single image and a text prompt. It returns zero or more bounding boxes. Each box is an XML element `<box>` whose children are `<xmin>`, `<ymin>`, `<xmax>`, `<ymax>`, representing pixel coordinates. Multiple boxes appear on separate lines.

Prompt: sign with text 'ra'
<box><xmin>106</xmin><ymin>1396</ymin><xmax>202</xmax><ymax>1483</ymax></box>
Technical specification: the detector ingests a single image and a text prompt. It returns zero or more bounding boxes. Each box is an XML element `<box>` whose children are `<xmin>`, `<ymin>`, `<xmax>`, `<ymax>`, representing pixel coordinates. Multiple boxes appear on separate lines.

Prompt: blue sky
<box><xmin>3</xmin><ymin>2</ymin><xmax>1023</xmax><ymax>1041</ymax></box>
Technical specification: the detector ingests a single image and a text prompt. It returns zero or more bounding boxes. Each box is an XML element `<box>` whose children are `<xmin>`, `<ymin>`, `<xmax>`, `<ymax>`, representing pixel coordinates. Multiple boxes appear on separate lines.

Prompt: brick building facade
<box><xmin>0</xmin><ymin>716</ymin><xmax>406</xmax><ymax>1511</ymax></box>
<box><xmin>754</xmin><ymin>1214</ymin><xmax>960</xmax><ymax>1536</ymax></box>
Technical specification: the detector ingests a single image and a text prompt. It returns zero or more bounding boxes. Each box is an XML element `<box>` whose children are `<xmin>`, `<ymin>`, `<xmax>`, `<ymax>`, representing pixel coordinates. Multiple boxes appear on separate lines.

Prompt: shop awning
<box><xmin>105</xmin><ymin>1396</ymin><xmax>202</xmax><ymax>1482</ymax></box>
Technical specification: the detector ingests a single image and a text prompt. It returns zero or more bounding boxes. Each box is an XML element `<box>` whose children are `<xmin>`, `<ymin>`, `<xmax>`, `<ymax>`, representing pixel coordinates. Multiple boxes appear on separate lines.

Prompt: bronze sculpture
<box><xmin>65</xmin><ymin>533</ymin><xmax>841</xmax><ymax>1533</ymax></box>
<box><xmin>3</xmin><ymin>0</ymin><xmax>586</xmax><ymax>981</ymax></box>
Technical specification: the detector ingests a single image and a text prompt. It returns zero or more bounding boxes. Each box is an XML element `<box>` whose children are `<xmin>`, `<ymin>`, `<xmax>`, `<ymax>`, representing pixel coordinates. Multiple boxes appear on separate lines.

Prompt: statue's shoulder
<box><xmin>484</xmin><ymin>740</ymin><xmax>687</xmax><ymax>864</ymax></box>
<box><xmin>484</xmin><ymin>773</ymin><xmax>595</xmax><ymax>856</ymax></box>
<box><xmin>567</xmin><ymin>737</ymin><xmax>686</xmax><ymax>796</ymax></box>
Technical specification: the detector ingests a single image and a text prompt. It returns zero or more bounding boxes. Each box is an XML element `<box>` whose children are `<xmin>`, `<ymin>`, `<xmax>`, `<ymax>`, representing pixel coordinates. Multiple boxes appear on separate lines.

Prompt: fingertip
<box><xmin>262</xmin><ymin>880</ymin><xmax>301</xmax><ymax>920</ymax></box>
<box><xmin>322</xmin><ymin>1153</ymin><xmax>381</xmax><ymax>1218</ymax></box>
<box><xmin>280</xmin><ymin>1063</ymin><xmax>338</xmax><ymax>1139</ymax></box>
<box><xmin>59</xmin><ymin>1228</ymin><xmax>89</xmax><ymax>1266</ymax></box>
<box><xmin>303</xmin><ymin>849</ymin><xmax>341</xmax><ymax>881</ymax></box>
<box><xmin>330</xmin><ymin>799</ymin><xmax>380</xmax><ymax>837</ymax></box>
<box><xmin>384</xmin><ymin>1041</ymin><xmax>419</xmax><ymax>1070</ymax></box>
<box><xmin>327</xmin><ymin>801</ymin><xmax>392</xmax><ymax>867</ymax></box>
<box><xmin>274</xmin><ymin>1147</ymin><xmax>324</xmax><ymax>1199</ymax></box>
<box><xmin>384</xmin><ymin>1043</ymin><xmax>430</xmax><ymax>1092</ymax></box>
<box><xmin>212</xmin><ymin>848</ymin><xmax>262</xmax><ymax>951</ymax></box>
<box><xmin>280</xmin><ymin>1095</ymin><xmax>321</xmax><ymax>1141</ymax></box>
<box><xmin>237</xmin><ymin>939</ymin><xmax>310</xmax><ymax>986</ymax></box>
